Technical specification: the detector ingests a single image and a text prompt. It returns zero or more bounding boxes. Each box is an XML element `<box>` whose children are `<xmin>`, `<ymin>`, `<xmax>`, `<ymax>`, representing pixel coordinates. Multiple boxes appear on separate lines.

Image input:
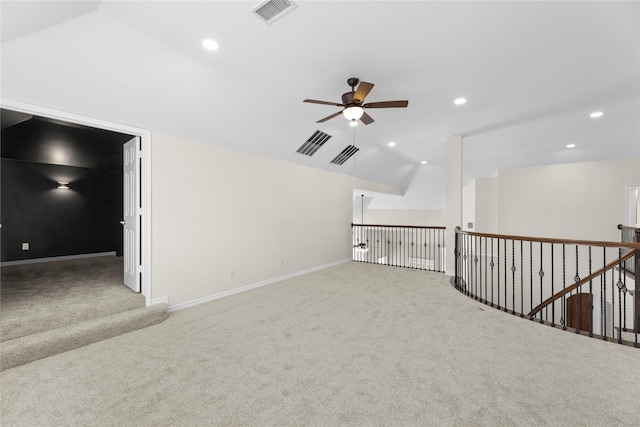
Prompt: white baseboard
<box><xmin>1</xmin><ymin>252</ymin><xmax>118</xmax><ymax>267</ymax></box>
<box><xmin>151</xmin><ymin>296</ymin><xmax>169</xmax><ymax>306</ymax></box>
<box><xmin>167</xmin><ymin>258</ymin><xmax>352</xmax><ymax>313</ymax></box>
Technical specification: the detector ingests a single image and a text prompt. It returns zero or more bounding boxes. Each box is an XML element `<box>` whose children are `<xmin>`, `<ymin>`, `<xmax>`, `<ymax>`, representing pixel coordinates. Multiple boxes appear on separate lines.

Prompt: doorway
<box><xmin>0</xmin><ymin>100</ymin><xmax>152</xmax><ymax>304</ymax></box>
<box><xmin>627</xmin><ymin>184</ymin><xmax>640</xmax><ymax>228</ymax></box>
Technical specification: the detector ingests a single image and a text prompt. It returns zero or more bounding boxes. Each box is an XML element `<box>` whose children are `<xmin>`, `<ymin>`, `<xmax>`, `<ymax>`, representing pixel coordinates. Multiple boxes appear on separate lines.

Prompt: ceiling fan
<box><xmin>303</xmin><ymin>77</ymin><xmax>408</xmax><ymax>125</ymax></box>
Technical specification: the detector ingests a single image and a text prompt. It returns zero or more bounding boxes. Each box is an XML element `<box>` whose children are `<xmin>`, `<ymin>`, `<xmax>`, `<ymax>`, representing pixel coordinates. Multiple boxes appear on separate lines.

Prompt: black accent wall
<box><xmin>1</xmin><ymin>113</ymin><xmax>133</xmax><ymax>262</ymax></box>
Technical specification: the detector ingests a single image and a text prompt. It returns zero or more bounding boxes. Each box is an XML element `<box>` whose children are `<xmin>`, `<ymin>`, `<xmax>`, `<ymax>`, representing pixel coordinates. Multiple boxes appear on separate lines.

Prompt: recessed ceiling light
<box><xmin>566</xmin><ymin>144</ymin><xmax>576</xmax><ymax>148</ymax></box>
<box><xmin>454</xmin><ymin>98</ymin><xmax>467</xmax><ymax>105</ymax></box>
<box><xmin>387</xmin><ymin>142</ymin><xmax>396</xmax><ymax>147</ymax></box>
<box><xmin>421</xmin><ymin>160</ymin><xmax>427</xmax><ymax>165</ymax></box>
<box><xmin>202</xmin><ymin>39</ymin><xmax>220</xmax><ymax>51</ymax></box>
<box><xmin>589</xmin><ymin>111</ymin><xmax>603</xmax><ymax>118</ymax></box>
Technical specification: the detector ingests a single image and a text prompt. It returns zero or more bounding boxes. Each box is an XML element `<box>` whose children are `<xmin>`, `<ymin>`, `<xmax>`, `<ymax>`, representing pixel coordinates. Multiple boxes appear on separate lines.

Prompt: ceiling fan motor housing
<box><xmin>342</xmin><ymin>91</ymin><xmax>357</xmax><ymax>106</ymax></box>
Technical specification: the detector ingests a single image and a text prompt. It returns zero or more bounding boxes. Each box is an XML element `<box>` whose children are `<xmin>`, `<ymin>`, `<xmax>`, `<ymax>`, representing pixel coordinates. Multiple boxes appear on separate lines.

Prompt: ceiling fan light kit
<box><xmin>304</xmin><ymin>77</ymin><xmax>408</xmax><ymax>126</ymax></box>
<box><xmin>343</xmin><ymin>106</ymin><xmax>364</xmax><ymax>121</ymax></box>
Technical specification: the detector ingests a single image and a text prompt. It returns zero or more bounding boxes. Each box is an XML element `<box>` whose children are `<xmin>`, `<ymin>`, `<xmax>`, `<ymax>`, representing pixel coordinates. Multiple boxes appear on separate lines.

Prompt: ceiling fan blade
<box><xmin>316</xmin><ymin>111</ymin><xmax>343</xmax><ymax>123</ymax></box>
<box><xmin>360</xmin><ymin>111</ymin><xmax>375</xmax><ymax>125</ymax></box>
<box><xmin>353</xmin><ymin>81</ymin><xmax>374</xmax><ymax>104</ymax></box>
<box><xmin>304</xmin><ymin>99</ymin><xmax>344</xmax><ymax>107</ymax></box>
<box><xmin>363</xmin><ymin>100</ymin><xmax>409</xmax><ymax>109</ymax></box>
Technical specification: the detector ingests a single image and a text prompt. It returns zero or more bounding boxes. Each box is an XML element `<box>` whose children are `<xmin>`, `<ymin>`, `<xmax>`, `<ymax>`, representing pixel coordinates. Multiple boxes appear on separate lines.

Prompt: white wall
<box><xmin>151</xmin><ymin>132</ymin><xmax>399</xmax><ymax>307</ymax></box>
<box><xmin>496</xmin><ymin>157</ymin><xmax>640</xmax><ymax>241</ymax></box>
<box><xmin>475</xmin><ymin>177</ymin><xmax>498</xmax><ymax>233</ymax></box>
<box><xmin>357</xmin><ymin>209</ymin><xmax>445</xmax><ymax>226</ymax></box>
<box><xmin>462</xmin><ymin>180</ymin><xmax>476</xmax><ymax>231</ymax></box>
<box><xmin>365</xmin><ymin>164</ymin><xmax>447</xmax><ymax>210</ymax></box>
<box><xmin>462</xmin><ymin>178</ymin><xmax>498</xmax><ymax>233</ymax></box>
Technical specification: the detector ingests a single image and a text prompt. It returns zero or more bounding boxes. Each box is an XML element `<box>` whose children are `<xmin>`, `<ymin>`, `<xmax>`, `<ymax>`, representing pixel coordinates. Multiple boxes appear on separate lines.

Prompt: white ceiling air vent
<box><xmin>331</xmin><ymin>145</ymin><xmax>360</xmax><ymax>165</ymax></box>
<box><xmin>251</xmin><ymin>0</ymin><xmax>298</xmax><ymax>25</ymax></box>
<box><xmin>297</xmin><ymin>130</ymin><xmax>332</xmax><ymax>156</ymax></box>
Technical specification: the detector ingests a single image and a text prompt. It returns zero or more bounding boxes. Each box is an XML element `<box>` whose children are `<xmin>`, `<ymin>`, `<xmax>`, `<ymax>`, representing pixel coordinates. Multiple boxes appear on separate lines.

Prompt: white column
<box><xmin>445</xmin><ymin>135</ymin><xmax>462</xmax><ymax>275</ymax></box>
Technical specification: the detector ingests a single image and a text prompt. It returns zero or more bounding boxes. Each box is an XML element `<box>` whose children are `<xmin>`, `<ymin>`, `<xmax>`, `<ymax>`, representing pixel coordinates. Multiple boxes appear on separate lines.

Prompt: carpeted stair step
<box><xmin>1</xmin><ymin>304</ymin><xmax>168</xmax><ymax>371</ymax></box>
<box><xmin>1</xmin><ymin>294</ymin><xmax>146</xmax><ymax>342</ymax></box>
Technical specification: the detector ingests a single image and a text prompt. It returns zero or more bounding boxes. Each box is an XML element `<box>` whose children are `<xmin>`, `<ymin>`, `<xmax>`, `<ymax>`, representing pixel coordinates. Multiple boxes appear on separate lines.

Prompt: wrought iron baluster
<box><xmin>617</xmin><ymin>251</ymin><xmax>624</xmax><ymax>343</ymax></box>
<box><xmin>612</xmin><ymin>260</ymin><xmax>616</xmax><ymax>339</ymax></box>
<box><xmin>473</xmin><ymin>236</ymin><xmax>482</xmax><ymax>300</ymax></box>
<box><xmin>588</xmin><ymin>246</ymin><xmax>593</xmax><ymax>337</ymax></box>
<box><xmin>433</xmin><ymin>230</ymin><xmax>445</xmax><ymax>271</ymax></box>
<box><xmin>621</xmin><ymin>265</ymin><xmax>626</xmax><ymax>332</ymax></box>
<box><xmin>467</xmin><ymin>236</ymin><xmax>476</xmax><ymax>299</ymax></box>
<box><xmin>504</xmin><ymin>238</ymin><xmax>508</xmax><ymax>312</ymax></box>
<box><xmin>464</xmin><ymin>234</ymin><xmax>470</xmax><ymax>296</ymax></box>
<box><xmin>479</xmin><ymin>236</ymin><xmax>483</xmax><ymax>302</ymax></box>
<box><xmin>511</xmin><ymin>239</ymin><xmax>515</xmax><ymax>314</ymax></box>
<box><xmin>562</xmin><ymin>244</ymin><xmax>566</xmax><ymax>330</ymax></box>
<box><xmin>520</xmin><ymin>240</ymin><xmax>524</xmax><ymax>317</ymax></box>
<box><xmin>485</xmin><ymin>237</ymin><xmax>488</xmax><ymax>305</ymax></box>
<box><xmin>419</xmin><ymin>228</ymin><xmax>422</xmax><ymax>270</ymax></box>
<box><xmin>575</xmin><ymin>245</ymin><xmax>581</xmax><ymax>334</ymax></box>
<box><xmin>395</xmin><ymin>227</ymin><xmax>398</xmax><ymax>267</ymax></box>
<box><xmin>632</xmin><ymin>244</ymin><xmax>640</xmax><ymax>347</ymax></box>
<box><xmin>386</xmin><ymin>229</ymin><xmax>390</xmax><ymax>267</ymax></box>
<box><xmin>539</xmin><ymin>242</ymin><xmax>544</xmax><ymax>324</ymax></box>
<box><xmin>550</xmin><ymin>244</ymin><xmax>555</xmax><ymax>327</ymax></box>
<box><xmin>529</xmin><ymin>241</ymin><xmax>533</xmax><ymax>319</ymax></box>
<box><xmin>617</xmin><ymin>249</ymin><xmax>627</xmax><ymax>343</ymax></box>
<box><xmin>490</xmin><ymin>238</ymin><xmax>495</xmax><ymax>307</ymax></box>
<box><xmin>401</xmin><ymin>227</ymin><xmax>404</xmax><ymax>268</ymax></box>
<box><xmin>453</xmin><ymin>230</ymin><xmax>458</xmax><ymax>286</ymax></box>
<box><xmin>403</xmin><ymin>227</ymin><xmax>407</xmax><ymax>268</ymax></box>
<box><xmin>376</xmin><ymin>227</ymin><xmax>380</xmax><ymax>265</ymax></box>
<box><xmin>601</xmin><ymin>249</ymin><xmax>606</xmax><ymax>340</ymax></box>
<box><xmin>497</xmin><ymin>238</ymin><xmax>501</xmax><ymax>309</ymax></box>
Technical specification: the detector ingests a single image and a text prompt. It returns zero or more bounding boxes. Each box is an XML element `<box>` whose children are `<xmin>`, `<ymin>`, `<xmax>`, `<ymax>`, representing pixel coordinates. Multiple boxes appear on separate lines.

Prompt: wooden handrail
<box><xmin>527</xmin><ymin>250</ymin><xmax>636</xmax><ymax>317</ymax></box>
<box><xmin>352</xmin><ymin>223</ymin><xmax>446</xmax><ymax>229</ymax></box>
<box><xmin>455</xmin><ymin>227</ymin><xmax>640</xmax><ymax>250</ymax></box>
<box><xmin>618</xmin><ymin>224</ymin><xmax>640</xmax><ymax>231</ymax></box>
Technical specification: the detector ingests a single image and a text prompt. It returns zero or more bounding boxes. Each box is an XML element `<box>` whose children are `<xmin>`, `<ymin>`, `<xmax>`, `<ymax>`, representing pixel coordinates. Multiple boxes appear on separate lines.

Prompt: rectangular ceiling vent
<box><xmin>251</xmin><ymin>0</ymin><xmax>298</xmax><ymax>25</ymax></box>
<box><xmin>297</xmin><ymin>130</ymin><xmax>332</xmax><ymax>156</ymax></box>
<box><xmin>331</xmin><ymin>145</ymin><xmax>360</xmax><ymax>165</ymax></box>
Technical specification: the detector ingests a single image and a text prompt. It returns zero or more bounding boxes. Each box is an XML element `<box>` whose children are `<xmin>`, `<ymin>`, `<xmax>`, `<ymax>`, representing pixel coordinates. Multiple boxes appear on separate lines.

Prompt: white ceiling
<box><xmin>2</xmin><ymin>1</ymin><xmax>638</xmax><ymax>209</ymax></box>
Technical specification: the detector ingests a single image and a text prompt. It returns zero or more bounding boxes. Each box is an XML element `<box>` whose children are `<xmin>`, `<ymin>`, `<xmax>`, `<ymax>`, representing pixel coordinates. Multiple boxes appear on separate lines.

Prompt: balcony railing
<box><xmin>454</xmin><ymin>227</ymin><xmax>640</xmax><ymax>347</ymax></box>
<box><xmin>352</xmin><ymin>224</ymin><xmax>446</xmax><ymax>272</ymax></box>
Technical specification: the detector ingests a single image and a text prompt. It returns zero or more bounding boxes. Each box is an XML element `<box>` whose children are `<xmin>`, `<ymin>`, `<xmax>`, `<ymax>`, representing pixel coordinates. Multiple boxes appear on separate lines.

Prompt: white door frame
<box><xmin>1</xmin><ymin>99</ymin><xmax>153</xmax><ymax>306</ymax></box>
<box><xmin>625</xmin><ymin>183</ymin><xmax>640</xmax><ymax>228</ymax></box>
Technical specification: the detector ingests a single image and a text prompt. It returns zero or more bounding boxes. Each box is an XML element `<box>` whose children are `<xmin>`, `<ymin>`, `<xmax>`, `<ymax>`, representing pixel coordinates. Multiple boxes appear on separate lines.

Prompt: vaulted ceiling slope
<box><xmin>1</xmin><ymin>1</ymin><xmax>638</xmax><ymax>208</ymax></box>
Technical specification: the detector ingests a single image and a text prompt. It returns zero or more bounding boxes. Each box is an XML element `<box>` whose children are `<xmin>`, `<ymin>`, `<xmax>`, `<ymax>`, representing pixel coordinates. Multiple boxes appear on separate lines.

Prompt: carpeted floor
<box><xmin>1</xmin><ymin>262</ymin><xmax>638</xmax><ymax>426</ymax></box>
<box><xmin>1</xmin><ymin>256</ymin><xmax>145</xmax><ymax>341</ymax></box>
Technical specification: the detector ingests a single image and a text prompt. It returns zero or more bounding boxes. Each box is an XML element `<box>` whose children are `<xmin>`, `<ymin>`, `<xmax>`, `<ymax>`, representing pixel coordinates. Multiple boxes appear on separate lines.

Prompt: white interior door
<box><xmin>123</xmin><ymin>137</ymin><xmax>140</xmax><ymax>292</ymax></box>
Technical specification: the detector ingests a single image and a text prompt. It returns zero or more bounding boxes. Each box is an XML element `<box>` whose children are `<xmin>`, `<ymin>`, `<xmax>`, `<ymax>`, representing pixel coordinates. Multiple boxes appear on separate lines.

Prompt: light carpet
<box><xmin>1</xmin><ymin>256</ymin><xmax>165</xmax><ymax>370</ymax></box>
<box><xmin>1</xmin><ymin>262</ymin><xmax>638</xmax><ymax>426</ymax></box>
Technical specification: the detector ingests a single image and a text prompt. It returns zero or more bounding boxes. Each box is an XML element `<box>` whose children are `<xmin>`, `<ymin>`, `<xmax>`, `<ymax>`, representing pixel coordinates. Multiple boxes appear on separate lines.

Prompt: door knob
<box><xmin>120</xmin><ymin>221</ymin><xmax>126</xmax><ymax>225</ymax></box>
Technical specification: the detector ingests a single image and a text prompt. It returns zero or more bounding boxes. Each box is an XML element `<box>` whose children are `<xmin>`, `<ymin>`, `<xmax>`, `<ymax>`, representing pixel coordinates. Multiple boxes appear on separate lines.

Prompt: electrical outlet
<box><xmin>228</xmin><ymin>269</ymin><xmax>234</xmax><ymax>278</ymax></box>
<box><xmin>21</xmin><ymin>242</ymin><xmax>29</xmax><ymax>251</ymax></box>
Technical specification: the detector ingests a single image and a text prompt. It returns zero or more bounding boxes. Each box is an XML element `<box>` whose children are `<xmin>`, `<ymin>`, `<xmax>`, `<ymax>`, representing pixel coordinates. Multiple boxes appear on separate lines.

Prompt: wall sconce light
<box><xmin>57</xmin><ymin>181</ymin><xmax>70</xmax><ymax>189</ymax></box>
